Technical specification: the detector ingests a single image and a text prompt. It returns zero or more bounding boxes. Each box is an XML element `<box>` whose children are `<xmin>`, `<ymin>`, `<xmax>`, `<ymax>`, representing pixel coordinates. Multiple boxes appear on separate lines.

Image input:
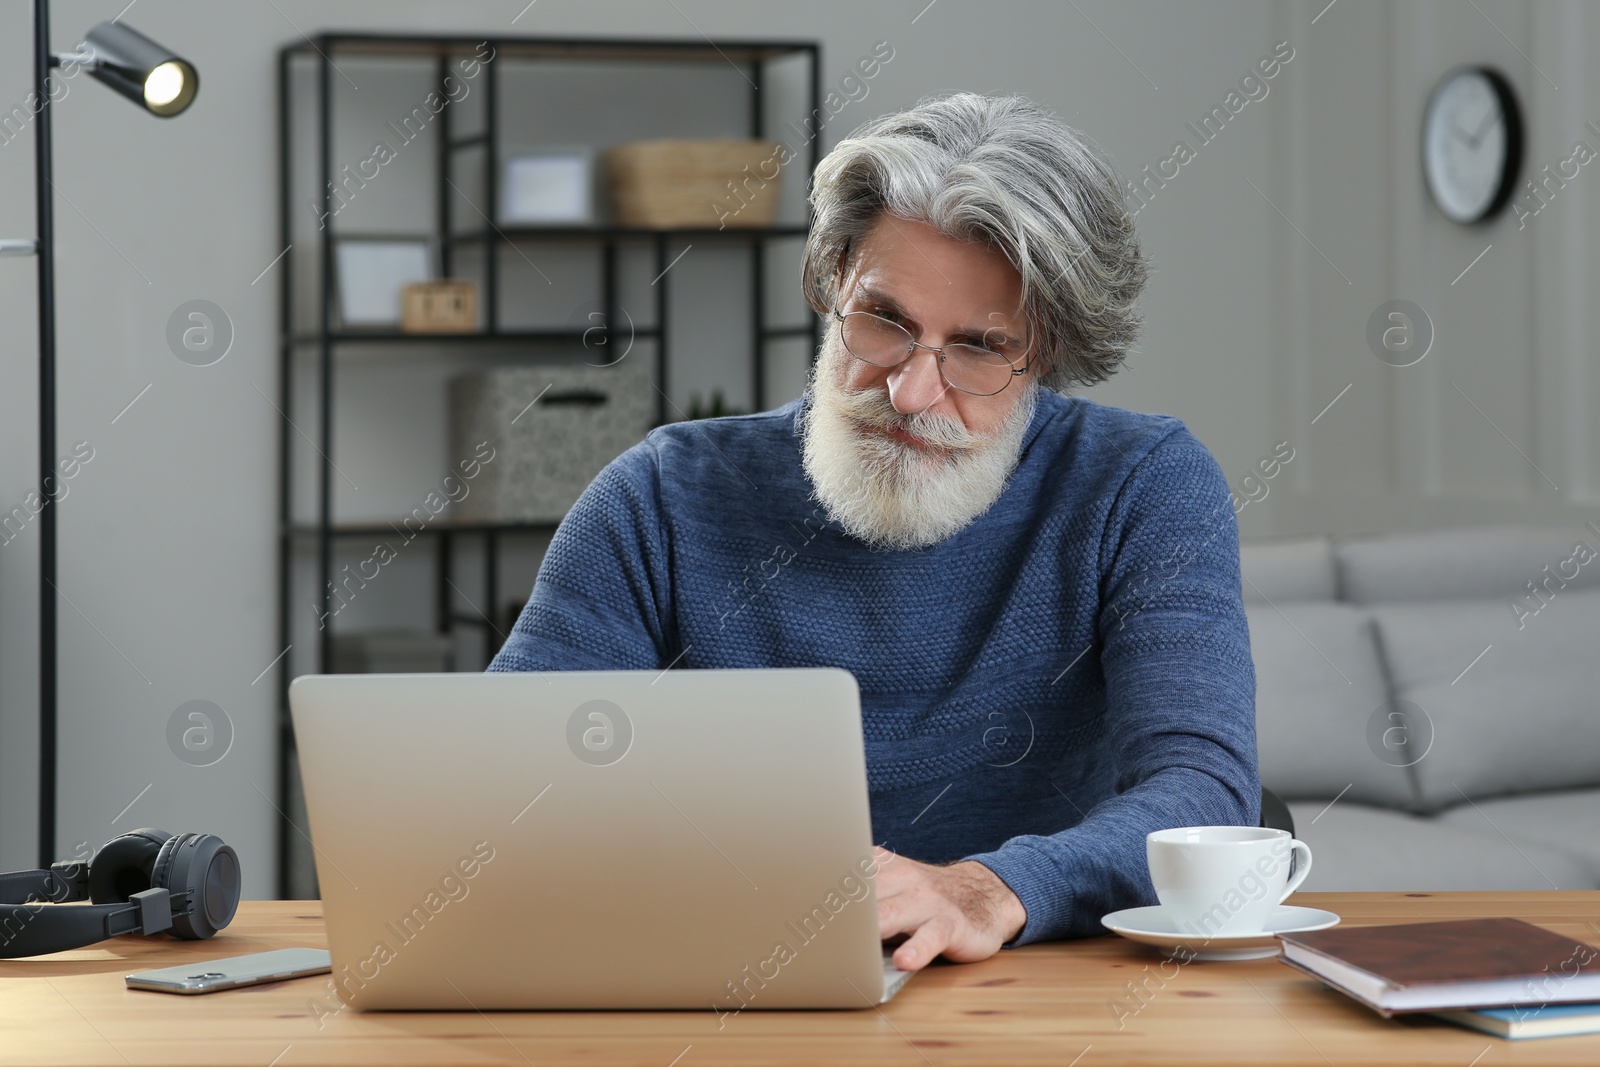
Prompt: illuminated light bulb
<box><xmin>144</xmin><ymin>61</ymin><xmax>186</xmax><ymax>108</ymax></box>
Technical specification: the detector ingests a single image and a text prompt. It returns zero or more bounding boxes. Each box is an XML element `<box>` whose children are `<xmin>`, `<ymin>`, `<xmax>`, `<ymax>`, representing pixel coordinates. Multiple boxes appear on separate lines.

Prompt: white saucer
<box><xmin>1100</xmin><ymin>904</ymin><xmax>1341</xmax><ymax>961</ymax></box>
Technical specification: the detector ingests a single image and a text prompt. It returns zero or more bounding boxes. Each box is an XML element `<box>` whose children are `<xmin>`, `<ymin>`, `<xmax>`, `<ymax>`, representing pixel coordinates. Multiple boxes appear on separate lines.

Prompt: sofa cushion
<box><xmin>1434</xmin><ymin>788</ymin><xmax>1600</xmax><ymax>884</ymax></box>
<box><xmin>1240</xmin><ymin>535</ymin><xmax>1337</xmax><ymax>603</ymax></box>
<box><xmin>1369</xmin><ymin>590</ymin><xmax>1600</xmax><ymax>811</ymax></box>
<box><xmin>1284</xmin><ymin>802</ymin><xmax>1598</xmax><ymax>891</ymax></box>
<box><xmin>1338</xmin><ymin>523</ymin><xmax>1600</xmax><ymax>604</ymax></box>
<box><xmin>1248</xmin><ymin>603</ymin><xmax>1416</xmax><ymax>808</ymax></box>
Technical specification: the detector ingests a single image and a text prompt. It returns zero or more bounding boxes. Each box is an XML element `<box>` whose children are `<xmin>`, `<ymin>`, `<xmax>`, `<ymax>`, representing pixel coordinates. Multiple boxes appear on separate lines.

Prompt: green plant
<box><xmin>685</xmin><ymin>389</ymin><xmax>749</xmax><ymax>420</ymax></box>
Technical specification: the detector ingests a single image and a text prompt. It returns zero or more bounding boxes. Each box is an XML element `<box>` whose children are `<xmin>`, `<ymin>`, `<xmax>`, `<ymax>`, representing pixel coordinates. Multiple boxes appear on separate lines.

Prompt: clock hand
<box><xmin>1467</xmin><ymin>109</ymin><xmax>1500</xmax><ymax>149</ymax></box>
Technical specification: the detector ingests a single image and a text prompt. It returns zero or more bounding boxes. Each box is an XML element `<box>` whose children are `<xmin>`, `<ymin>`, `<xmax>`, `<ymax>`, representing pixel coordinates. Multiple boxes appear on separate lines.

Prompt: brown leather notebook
<box><xmin>1277</xmin><ymin>918</ymin><xmax>1600</xmax><ymax>1015</ymax></box>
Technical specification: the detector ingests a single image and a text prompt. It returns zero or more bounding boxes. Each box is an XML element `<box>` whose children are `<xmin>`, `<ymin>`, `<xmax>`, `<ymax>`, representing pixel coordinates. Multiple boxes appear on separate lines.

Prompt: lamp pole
<box><xmin>15</xmin><ymin>3</ymin><xmax>198</xmax><ymax>868</ymax></box>
<box><xmin>33</xmin><ymin>0</ymin><xmax>59</xmax><ymax>870</ymax></box>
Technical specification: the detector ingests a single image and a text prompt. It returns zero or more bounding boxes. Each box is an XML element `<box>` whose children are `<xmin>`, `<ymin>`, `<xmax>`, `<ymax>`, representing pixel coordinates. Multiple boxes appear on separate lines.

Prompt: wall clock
<box><xmin>1421</xmin><ymin>66</ymin><xmax>1522</xmax><ymax>224</ymax></box>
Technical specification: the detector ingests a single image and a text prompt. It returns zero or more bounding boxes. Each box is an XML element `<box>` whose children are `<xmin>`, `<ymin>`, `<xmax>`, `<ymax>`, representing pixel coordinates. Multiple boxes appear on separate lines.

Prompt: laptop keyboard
<box><xmin>881</xmin><ymin>952</ymin><xmax>915</xmax><ymax>1002</ymax></box>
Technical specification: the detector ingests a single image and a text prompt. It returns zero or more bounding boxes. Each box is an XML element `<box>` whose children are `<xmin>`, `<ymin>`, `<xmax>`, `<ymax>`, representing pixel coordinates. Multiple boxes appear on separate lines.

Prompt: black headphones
<box><xmin>0</xmin><ymin>828</ymin><xmax>240</xmax><ymax>959</ymax></box>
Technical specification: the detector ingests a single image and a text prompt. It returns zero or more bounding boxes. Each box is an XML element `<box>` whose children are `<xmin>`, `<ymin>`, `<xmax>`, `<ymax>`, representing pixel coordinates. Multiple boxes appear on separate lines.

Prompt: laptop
<box><xmin>288</xmin><ymin>667</ymin><xmax>915</xmax><ymax>1013</ymax></box>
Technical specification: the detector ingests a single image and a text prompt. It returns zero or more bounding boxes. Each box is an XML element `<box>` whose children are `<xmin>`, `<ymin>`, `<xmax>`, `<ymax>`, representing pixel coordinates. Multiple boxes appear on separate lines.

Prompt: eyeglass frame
<box><xmin>829</xmin><ymin>305</ymin><xmax>1033</xmax><ymax>397</ymax></box>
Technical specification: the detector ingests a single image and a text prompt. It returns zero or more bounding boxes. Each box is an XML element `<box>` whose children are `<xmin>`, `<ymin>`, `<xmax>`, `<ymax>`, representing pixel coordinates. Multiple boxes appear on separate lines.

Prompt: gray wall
<box><xmin>0</xmin><ymin>1</ymin><xmax>1594</xmax><ymax>894</ymax></box>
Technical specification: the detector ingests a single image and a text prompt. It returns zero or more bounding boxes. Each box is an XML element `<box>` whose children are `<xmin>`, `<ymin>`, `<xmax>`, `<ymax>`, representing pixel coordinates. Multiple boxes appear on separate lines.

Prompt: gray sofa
<box><xmin>1241</xmin><ymin>523</ymin><xmax>1600</xmax><ymax>891</ymax></box>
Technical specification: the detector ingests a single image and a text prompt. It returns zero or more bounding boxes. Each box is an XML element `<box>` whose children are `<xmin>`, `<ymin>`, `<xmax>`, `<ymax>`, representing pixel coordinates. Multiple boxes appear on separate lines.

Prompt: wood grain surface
<box><xmin>3</xmin><ymin>892</ymin><xmax>1598</xmax><ymax>1066</ymax></box>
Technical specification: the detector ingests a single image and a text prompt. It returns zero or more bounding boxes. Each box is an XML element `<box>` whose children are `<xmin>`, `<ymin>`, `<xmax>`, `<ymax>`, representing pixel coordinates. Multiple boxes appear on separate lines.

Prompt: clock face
<box><xmin>1423</xmin><ymin>67</ymin><xmax>1521</xmax><ymax>223</ymax></box>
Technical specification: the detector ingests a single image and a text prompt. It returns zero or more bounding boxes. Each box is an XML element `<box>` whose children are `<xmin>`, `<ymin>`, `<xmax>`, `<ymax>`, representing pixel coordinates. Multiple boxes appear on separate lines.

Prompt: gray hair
<box><xmin>801</xmin><ymin>92</ymin><xmax>1148</xmax><ymax>392</ymax></box>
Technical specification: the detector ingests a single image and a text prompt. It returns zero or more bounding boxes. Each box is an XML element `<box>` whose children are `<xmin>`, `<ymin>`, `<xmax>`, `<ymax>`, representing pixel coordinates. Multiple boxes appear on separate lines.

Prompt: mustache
<box><xmin>829</xmin><ymin>381</ymin><xmax>982</xmax><ymax>452</ymax></box>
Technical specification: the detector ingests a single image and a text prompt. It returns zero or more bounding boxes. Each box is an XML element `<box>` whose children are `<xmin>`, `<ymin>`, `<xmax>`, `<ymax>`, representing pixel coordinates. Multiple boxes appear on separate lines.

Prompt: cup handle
<box><xmin>1276</xmin><ymin>840</ymin><xmax>1313</xmax><ymax>903</ymax></box>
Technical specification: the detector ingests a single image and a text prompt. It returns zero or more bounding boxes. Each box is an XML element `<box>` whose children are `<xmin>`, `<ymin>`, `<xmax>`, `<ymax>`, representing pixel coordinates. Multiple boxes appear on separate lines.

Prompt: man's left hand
<box><xmin>874</xmin><ymin>845</ymin><xmax>1027</xmax><ymax>970</ymax></box>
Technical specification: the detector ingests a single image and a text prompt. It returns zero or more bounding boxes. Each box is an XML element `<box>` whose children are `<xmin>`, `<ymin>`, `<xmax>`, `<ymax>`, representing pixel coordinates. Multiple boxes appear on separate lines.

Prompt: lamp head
<box><xmin>80</xmin><ymin>21</ymin><xmax>198</xmax><ymax>118</ymax></box>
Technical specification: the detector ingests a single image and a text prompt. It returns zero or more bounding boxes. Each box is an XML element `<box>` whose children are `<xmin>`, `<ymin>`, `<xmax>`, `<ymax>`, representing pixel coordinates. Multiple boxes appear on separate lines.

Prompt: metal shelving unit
<box><xmin>275</xmin><ymin>32</ymin><xmax>822</xmax><ymax>896</ymax></box>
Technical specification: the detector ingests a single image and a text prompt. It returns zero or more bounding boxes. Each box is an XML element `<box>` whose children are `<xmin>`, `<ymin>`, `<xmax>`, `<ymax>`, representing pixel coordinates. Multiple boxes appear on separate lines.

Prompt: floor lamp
<box><xmin>0</xmin><ymin>0</ymin><xmax>198</xmax><ymax>868</ymax></box>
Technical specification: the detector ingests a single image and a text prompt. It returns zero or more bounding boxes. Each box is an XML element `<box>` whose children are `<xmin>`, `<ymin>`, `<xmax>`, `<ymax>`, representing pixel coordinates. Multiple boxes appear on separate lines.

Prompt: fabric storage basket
<box><xmin>605</xmin><ymin>138</ymin><xmax>782</xmax><ymax>228</ymax></box>
<box><xmin>450</xmin><ymin>361</ymin><xmax>654</xmax><ymax>524</ymax></box>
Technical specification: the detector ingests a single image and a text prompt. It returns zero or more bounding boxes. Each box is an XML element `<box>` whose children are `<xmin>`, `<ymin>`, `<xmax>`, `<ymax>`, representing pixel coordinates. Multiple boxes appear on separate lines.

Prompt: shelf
<box><xmin>278</xmin><ymin>27</ymin><xmax>823</xmax><ymax>898</ymax></box>
<box><xmin>287</xmin><ymin>329</ymin><xmax>656</xmax><ymax>347</ymax></box>
<box><xmin>288</xmin><ymin>323</ymin><xmax>808</xmax><ymax>347</ymax></box>
<box><xmin>286</xmin><ymin>519</ymin><xmax>562</xmax><ymax>540</ymax></box>
<box><xmin>444</xmin><ymin>223</ymin><xmax>811</xmax><ymax>244</ymax></box>
<box><xmin>287</xmin><ymin>34</ymin><xmax>818</xmax><ymax>65</ymax></box>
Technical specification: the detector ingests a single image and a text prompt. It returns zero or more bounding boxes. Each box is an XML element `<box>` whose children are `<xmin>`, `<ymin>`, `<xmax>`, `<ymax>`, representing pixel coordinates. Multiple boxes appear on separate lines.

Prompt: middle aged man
<box><xmin>490</xmin><ymin>92</ymin><xmax>1259</xmax><ymax>972</ymax></box>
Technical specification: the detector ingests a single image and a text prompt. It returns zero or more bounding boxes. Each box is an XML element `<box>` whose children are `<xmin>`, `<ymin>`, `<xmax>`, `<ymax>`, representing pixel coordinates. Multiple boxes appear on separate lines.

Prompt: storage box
<box><xmin>449</xmin><ymin>361</ymin><xmax>655</xmax><ymax>523</ymax></box>
<box><xmin>401</xmin><ymin>280</ymin><xmax>477</xmax><ymax>333</ymax></box>
<box><xmin>605</xmin><ymin>139</ymin><xmax>782</xmax><ymax>228</ymax></box>
<box><xmin>330</xmin><ymin>630</ymin><xmax>454</xmax><ymax>673</ymax></box>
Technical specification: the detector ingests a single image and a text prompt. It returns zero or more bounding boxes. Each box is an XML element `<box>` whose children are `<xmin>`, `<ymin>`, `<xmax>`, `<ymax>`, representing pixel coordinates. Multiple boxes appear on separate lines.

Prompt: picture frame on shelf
<box><xmin>333</xmin><ymin>236</ymin><xmax>435</xmax><ymax>329</ymax></box>
<box><xmin>501</xmin><ymin>148</ymin><xmax>596</xmax><ymax>225</ymax></box>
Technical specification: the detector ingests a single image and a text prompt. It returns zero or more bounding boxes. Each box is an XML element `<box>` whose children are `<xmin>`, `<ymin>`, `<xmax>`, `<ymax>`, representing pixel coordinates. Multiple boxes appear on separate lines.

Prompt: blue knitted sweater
<box><xmin>488</xmin><ymin>388</ymin><xmax>1260</xmax><ymax>944</ymax></box>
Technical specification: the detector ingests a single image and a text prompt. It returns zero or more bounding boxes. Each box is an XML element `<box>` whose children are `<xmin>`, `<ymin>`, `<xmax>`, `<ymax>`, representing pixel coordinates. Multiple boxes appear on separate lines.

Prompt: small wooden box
<box><xmin>401</xmin><ymin>280</ymin><xmax>477</xmax><ymax>333</ymax></box>
<box><xmin>605</xmin><ymin>139</ymin><xmax>783</xmax><ymax>229</ymax></box>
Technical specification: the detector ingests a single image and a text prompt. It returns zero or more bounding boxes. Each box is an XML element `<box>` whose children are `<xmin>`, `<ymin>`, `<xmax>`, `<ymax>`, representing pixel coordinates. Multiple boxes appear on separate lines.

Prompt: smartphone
<box><xmin>125</xmin><ymin>947</ymin><xmax>331</xmax><ymax>994</ymax></box>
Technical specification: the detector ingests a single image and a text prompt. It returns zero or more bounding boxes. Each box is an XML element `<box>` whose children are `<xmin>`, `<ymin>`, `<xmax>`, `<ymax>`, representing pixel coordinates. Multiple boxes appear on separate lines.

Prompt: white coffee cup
<box><xmin>1146</xmin><ymin>826</ymin><xmax>1312</xmax><ymax>938</ymax></box>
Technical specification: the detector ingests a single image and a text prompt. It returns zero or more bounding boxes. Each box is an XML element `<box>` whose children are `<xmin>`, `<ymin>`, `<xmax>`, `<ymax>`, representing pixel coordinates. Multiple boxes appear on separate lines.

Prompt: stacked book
<box><xmin>1278</xmin><ymin>917</ymin><xmax>1600</xmax><ymax>1040</ymax></box>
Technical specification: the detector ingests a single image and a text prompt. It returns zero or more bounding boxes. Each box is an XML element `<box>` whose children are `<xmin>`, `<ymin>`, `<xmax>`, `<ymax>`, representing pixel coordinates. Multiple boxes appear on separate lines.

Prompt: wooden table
<box><xmin>5</xmin><ymin>892</ymin><xmax>1600</xmax><ymax>1065</ymax></box>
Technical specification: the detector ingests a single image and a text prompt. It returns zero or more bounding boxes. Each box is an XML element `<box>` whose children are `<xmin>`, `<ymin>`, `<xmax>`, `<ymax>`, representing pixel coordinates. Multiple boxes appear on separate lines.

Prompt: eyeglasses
<box><xmin>831</xmin><ymin>307</ymin><xmax>1031</xmax><ymax>397</ymax></box>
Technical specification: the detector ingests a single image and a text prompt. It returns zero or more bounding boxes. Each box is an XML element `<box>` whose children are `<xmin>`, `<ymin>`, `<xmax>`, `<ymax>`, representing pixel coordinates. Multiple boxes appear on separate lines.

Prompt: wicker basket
<box><xmin>605</xmin><ymin>139</ymin><xmax>782</xmax><ymax>229</ymax></box>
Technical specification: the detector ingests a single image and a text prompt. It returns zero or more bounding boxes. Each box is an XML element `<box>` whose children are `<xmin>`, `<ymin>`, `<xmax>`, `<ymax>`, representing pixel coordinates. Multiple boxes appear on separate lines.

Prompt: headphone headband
<box><xmin>0</xmin><ymin>865</ymin><xmax>83</xmax><ymax>906</ymax></box>
<box><xmin>0</xmin><ymin>829</ymin><xmax>237</xmax><ymax>959</ymax></box>
<box><xmin>0</xmin><ymin>891</ymin><xmax>173</xmax><ymax>959</ymax></box>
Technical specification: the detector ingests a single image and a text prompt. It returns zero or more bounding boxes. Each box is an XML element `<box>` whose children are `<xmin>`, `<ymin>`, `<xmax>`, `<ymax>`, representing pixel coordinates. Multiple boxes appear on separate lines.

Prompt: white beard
<box><xmin>796</xmin><ymin>334</ymin><xmax>1038</xmax><ymax>551</ymax></box>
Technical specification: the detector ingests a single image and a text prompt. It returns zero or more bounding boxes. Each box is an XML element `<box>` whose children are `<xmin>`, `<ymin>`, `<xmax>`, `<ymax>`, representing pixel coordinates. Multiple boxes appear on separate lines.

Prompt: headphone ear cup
<box><xmin>87</xmin><ymin>828</ymin><xmax>172</xmax><ymax>904</ymax></box>
<box><xmin>150</xmin><ymin>833</ymin><xmax>192</xmax><ymax>897</ymax></box>
<box><xmin>153</xmin><ymin>833</ymin><xmax>241</xmax><ymax>940</ymax></box>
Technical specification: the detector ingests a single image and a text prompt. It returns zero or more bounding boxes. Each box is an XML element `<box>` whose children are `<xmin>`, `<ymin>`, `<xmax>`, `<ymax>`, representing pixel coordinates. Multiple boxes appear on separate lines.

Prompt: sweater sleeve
<box><xmin>963</xmin><ymin>426</ymin><xmax>1260</xmax><ymax>944</ymax></box>
<box><xmin>487</xmin><ymin>438</ymin><xmax>672</xmax><ymax>673</ymax></box>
